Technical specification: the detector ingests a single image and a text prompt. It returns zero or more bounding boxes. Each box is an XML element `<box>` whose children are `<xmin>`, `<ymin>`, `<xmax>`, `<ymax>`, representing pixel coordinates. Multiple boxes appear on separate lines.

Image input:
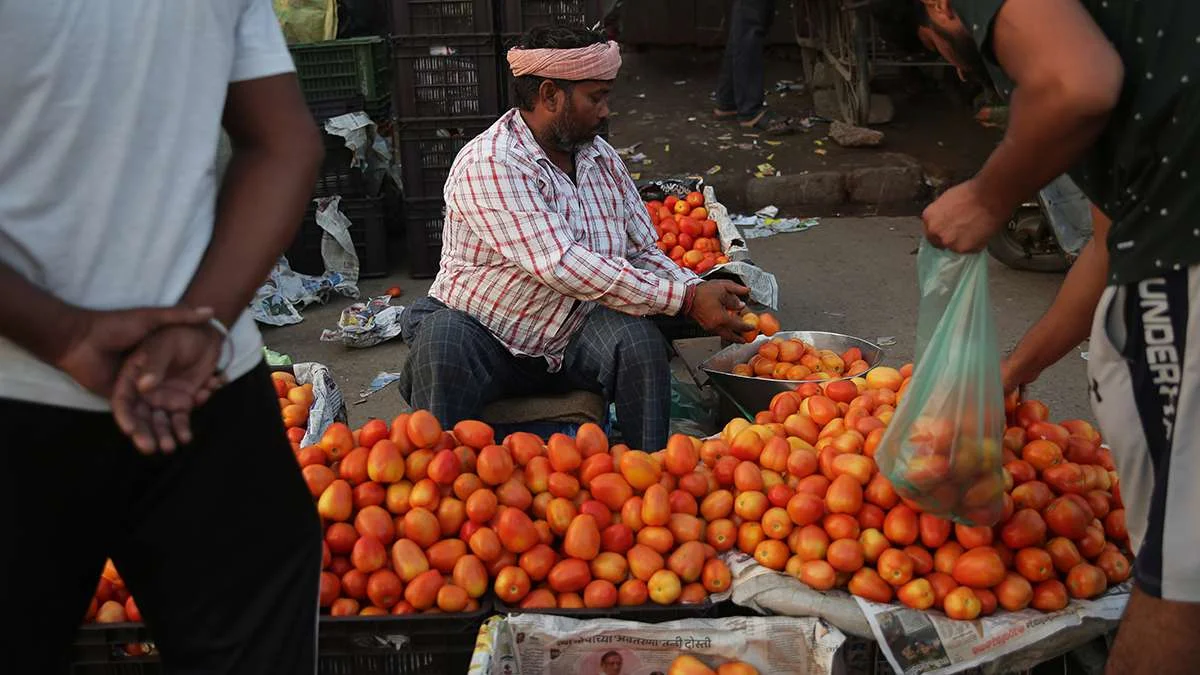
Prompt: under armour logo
<box><xmin>1091</xmin><ymin>378</ymin><xmax>1103</xmax><ymax>403</ymax></box>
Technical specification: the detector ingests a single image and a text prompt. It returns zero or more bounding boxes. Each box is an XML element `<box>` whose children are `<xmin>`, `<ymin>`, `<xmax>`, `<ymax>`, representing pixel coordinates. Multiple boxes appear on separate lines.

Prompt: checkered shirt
<box><xmin>429</xmin><ymin>109</ymin><xmax>699</xmax><ymax>372</ymax></box>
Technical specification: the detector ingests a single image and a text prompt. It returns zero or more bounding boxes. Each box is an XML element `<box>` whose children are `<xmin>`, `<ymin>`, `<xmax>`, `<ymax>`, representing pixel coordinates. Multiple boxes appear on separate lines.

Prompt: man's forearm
<box><xmin>180</xmin><ymin>141</ymin><xmax>321</xmax><ymax>326</ymax></box>
<box><xmin>0</xmin><ymin>261</ymin><xmax>84</xmax><ymax>364</ymax></box>
<box><xmin>1008</xmin><ymin>237</ymin><xmax>1108</xmax><ymax>379</ymax></box>
<box><xmin>180</xmin><ymin>76</ymin><xmax>323</xmax><ymax>327</ymax></box>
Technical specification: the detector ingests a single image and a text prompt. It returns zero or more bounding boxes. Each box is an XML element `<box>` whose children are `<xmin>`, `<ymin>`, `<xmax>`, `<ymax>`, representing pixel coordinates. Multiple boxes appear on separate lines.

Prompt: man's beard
<box><xmin>547</xmin><ymin>99</ymin><xmax>600</xmax><ymax>153</ymax></box>
<box><xmin>931</xmin><ymin>23</ymin><xmax>994</xmax><ymax>88</ymax></box>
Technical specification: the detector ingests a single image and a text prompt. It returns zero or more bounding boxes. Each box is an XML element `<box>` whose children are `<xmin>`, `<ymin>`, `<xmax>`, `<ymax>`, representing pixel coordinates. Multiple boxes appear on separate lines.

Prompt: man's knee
<box><xmin>611</xmin><ymin>316</ymin><xmax>669</xmax><ymax>366</ymax></box>
<box><xmin>410</xmin><ymin>308</ymin><xmax>482</xmax><ymax>357</ymax></box>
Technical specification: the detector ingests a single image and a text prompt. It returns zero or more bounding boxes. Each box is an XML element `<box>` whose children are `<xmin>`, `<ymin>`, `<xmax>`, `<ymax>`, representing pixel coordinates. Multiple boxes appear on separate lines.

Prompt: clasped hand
<box><xmin>54</xmin><ymin>306</ymin><xmax>227</xmax><ymax>454</ymax></box>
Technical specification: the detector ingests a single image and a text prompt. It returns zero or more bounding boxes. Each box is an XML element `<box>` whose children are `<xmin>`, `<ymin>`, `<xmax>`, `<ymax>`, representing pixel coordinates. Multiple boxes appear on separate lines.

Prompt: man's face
<box><xmin>547</xmin><ymin>80</ymin><xmax>612</xmax><ymax>152</ymax></box>
<box><xmin>918</xmin><ymin>1</ymin><xmax>991</xmax><ymax>84</ymax></box>
<box><xmin>600</xmin><ymin>652</ymin><xmax>622</xmax><ymax>675</ymax></box>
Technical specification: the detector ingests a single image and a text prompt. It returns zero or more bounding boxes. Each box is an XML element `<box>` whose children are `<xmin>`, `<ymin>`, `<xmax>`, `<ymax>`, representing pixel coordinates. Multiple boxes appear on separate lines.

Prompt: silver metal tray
<box><xmin>700</xmin><ymin>331</ymin><xmax>885</xmax><ymax>418</ymax></box>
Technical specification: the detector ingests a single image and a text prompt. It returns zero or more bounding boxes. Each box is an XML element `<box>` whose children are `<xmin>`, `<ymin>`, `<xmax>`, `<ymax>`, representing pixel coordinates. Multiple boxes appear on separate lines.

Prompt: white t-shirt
<box><xmin>0</xmin><ymin>0</ymin><xmax>295</xmax><ymax>411</ymax></box>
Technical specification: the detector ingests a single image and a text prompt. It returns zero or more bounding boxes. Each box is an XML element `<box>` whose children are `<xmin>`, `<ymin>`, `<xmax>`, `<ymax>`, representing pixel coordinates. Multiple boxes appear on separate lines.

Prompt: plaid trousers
<box><xmin>398</xmin><ymin>296</ymin><xmax>672</xmax><ymax>453</ymax></box>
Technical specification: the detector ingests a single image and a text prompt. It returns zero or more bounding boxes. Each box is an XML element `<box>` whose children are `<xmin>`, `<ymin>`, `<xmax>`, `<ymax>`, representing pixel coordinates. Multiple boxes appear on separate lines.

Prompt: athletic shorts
<box><xmin>1089</xmin><ymin>268</ymin><xmax>1200</xmax><ymax>602</ymax></box>
<box><xmin>0</xmin><ymin>364</ymin><xmax>323</xmax><ymax>674</ymax></box>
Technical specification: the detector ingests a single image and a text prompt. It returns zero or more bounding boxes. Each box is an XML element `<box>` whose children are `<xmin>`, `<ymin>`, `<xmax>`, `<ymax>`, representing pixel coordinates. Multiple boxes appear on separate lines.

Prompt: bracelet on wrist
<box><xmin>206</xmin><ymin>317</ymin><xmax>235</xmax><ymax>375</ymax></box>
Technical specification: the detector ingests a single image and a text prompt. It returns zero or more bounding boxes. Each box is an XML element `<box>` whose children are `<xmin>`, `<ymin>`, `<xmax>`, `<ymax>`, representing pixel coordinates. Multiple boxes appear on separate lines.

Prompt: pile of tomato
<box><xmin>647</xmin><ymin>191</ymin><xmax>730</xmax><ymax>274</ymax></box>
<box><xmin>714</xmin><ymin>367</ymin><xmax>1131</xmax><ymax>620</ymax></box>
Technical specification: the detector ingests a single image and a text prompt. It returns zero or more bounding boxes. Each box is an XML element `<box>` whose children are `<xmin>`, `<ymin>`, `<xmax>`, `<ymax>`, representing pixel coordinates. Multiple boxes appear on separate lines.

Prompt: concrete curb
<box><xmin>742</xmin><ymin>153</ymin><xmax>925</xmax><ymax>211</ymax></box>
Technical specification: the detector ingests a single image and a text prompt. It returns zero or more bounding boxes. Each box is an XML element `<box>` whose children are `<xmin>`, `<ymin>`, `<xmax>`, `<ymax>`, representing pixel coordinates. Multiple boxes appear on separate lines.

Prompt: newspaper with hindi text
<box><xmin>467</xmin><ymin>612</ymin><xmax>844</xmax><ymax>675</ymax></box>
<box><xmin>721</xmin><ymin>550</ymin><xmax>1128</xmax><ymax>675</ymax></box>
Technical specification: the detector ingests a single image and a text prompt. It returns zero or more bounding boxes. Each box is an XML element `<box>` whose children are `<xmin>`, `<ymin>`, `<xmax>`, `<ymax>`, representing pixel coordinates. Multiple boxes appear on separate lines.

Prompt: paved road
<box><xmin>263</xmin><ymin>216</ymin><xmax>1093</xmax><ymax>429</ymax></box>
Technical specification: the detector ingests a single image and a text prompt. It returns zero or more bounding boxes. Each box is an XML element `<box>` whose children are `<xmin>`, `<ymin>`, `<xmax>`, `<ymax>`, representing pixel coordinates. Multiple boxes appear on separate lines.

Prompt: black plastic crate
<box><xmin>499</xmin><ymin>0</ymin><xmax>604</xmax><ymax>33</ymax></box>
<box><xmin>397</xmin><ymin>116</ymin><xmax>494</xmax><ymax>199</ymax></box>
<box><xmin>402</xmin><ymin>197</ymin><xmax>446</xmax><ymax>279</ymax></box>
<box><xmin>392</xmin><ymin>34</ymin><xmax>503</xmax><ymax>118</ymax></box>
<box><xmin>72</xmin><ymin>623</ymin><xmax>157</xmax><ymax>675</ymax></box>
<box><xmin>308</xmin><ymin>95</ymin><xmax>396</xmax><ymax>199</ymax></box>
<box><xmin>291</xmin><ymin>37</ymin><xmax>390</xmax><ymax>103</ymax></box>
<box><xmin>316</xmin><ymin>601</ymin><xmax>491</xmax><ymax>675</ymax></box>
<box><xmin>71</xmin><ymin>602</ymin><xmax>490</xmax><ymax>675</ymax></box>
<box><xmin>288</xmin><ymin>196</ymin><xmax>390</xmax><ymax>278</ymax></box>
<box><xmin>390</xmin><ymin>0</ymin><xmax>494</xmax><ymax>34</ymax></box>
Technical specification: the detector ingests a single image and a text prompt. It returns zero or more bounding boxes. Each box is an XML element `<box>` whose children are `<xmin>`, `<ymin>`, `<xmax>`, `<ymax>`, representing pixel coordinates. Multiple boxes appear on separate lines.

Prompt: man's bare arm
<box><xmin>974</xmin><ymin>0</ymin><xmax>1123</xmax><ymax>216</ymax></box>
<box><xmin>180</xmin><ymin>73</ymin><xmax>323</xmax><ymax>326</ymax></box>
<box><xmin>1003</xmin><ymin>206</ymin><xmax>1111</xmax><ymax>391</ymax></box>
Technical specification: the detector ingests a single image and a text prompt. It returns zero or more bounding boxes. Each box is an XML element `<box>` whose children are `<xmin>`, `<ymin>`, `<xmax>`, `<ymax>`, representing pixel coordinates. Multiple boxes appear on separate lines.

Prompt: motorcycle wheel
<box><xmin>987</xmin><ymin>205</ymin><xmax>1072</xmax><ymax>273</ymax></box>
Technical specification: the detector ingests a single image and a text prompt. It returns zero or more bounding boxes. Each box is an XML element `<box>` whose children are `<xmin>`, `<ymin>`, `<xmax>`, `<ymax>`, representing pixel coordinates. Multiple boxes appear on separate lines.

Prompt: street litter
<box><xmin>359</xmin><ymin>371</ymin><xmax>404</xmax><ymax>401</ymax></box>
<box><xmin>755</xmin><ymin>163</ymin><xmax>777</xmax><ymax>177</ymax></box>
<box><xmin>706</xmin><ymin>165</ymin><xmax>722</xmax><ymax>175</ymax></box>
<box><xmin>876</xmin><ymin>336</ymin><xmax>898</xmax><ymax>346</ymax></box>
<box><xmin>814</xmin><ymin>148</ymin><xmax>828</xmax><ymax>156</ymax></box>
<box><xmin>251</xmin><ymin>252</ymin><xmax>358</xmax><ymax>327</ymax></box>
<box><xmin>319</xmin><ymin>296</ymin><xmax>406</xmax><ymax>348</ymax></box>
<box><xmin>774</xmin><ymin>79</ymin><xmax>805</xmax><ymax>92</ymax></box>
<box><xmin>730</xmin><ymin>208</ymin><xmax>820</xmax><ymax>239</ymax></box>
<box><xmin>615</xmin><ymin>143</ymin><xmax>642</xmax><ymax>157</ymax></box>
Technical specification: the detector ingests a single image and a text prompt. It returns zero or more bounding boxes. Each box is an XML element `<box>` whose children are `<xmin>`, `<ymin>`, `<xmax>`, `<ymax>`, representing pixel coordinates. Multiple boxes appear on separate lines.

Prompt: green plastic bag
<box><xmin>875</xmin><ymin>242</ymin><xmax>1006</xmax><ymax>526</ymax></box>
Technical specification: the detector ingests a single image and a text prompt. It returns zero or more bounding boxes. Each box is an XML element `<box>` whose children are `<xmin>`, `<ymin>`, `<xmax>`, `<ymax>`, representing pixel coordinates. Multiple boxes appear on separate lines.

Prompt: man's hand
<box><xmin>112</xmin><ymin>324</ymin><xmax>226</xmax><ymax>454</ymax></box>
<box><xmin>1001</xmin><ymin>356</ymin><xmax>1039</xmax><ymax>395</ymax></box>
<box><xmin>922</xmin><ymin>179</ymin><xmax>1011</xmax><ymax>253</ymax></box>
<box><xmin>52</xmin><ymin>306</ymin><xmax>214</xmax><ymax>398</ymax></box>
<box><xmin>688</xmin><ymin>280</ymin><xmax>754</xmax><ymax>343</ymax></box>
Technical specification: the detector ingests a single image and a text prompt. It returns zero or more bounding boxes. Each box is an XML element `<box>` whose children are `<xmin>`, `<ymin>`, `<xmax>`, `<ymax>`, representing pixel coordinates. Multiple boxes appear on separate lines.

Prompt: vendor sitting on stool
<box><xmin>399</xmin><ymin>25</ymin><xmax>751</xmax><ymax>453</ymax></box>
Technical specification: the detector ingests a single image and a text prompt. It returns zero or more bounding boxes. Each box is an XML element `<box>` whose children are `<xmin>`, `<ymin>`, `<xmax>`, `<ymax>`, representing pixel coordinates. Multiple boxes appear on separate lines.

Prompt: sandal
<box><xmin>740</xmin><ymin>109</ymin><xmax>799</xmax><ymax>135</ymax></box>
<box><xmin>713</xmin><ymin>108</ymin><xmax>738</xmax><ymax>121</ymax></box>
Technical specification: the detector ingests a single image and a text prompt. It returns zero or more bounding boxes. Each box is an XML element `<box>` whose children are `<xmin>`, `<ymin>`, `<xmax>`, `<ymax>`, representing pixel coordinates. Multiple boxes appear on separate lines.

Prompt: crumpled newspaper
<box><xmin>731</xmin><ymin>206</ymin><xmax>821</xmax><ymax>240</ymax></box>
<box><xmin>250</xmin><ymin>256</ymin><xmax>357</xmax><ymax>326</ymax></box>
<box><xmin>315</xmin><ymin>196</ymin><xmax>361</xmax><ymax>288</ymax></box>
<box><xmin>324</xmin><ymin>112</ymin><xmax>402</xmax><ymax>193</ymax></box>
<box><xmin>293</xmin><ymin>362</ymin><xmax>348</xmax><ymax>448</ymax></box>
<box><xmin>359</xmin><ymin>371</ymin><xmax>404</xmax><ymax>400</ymax></box>
<box><xmin>320</xmin><ymin>296</ymin><xmax>407</xmax><ymax>348</ymax></box>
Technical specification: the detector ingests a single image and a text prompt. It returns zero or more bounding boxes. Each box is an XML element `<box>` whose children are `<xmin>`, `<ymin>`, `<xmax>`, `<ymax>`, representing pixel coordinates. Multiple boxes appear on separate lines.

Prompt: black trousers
<box><xmin>0</xmin><ymin>364</ymin><xmax>322</xmax><ymax>674</ymax></box>
<box><xmin>715</xmin><ymin>0</ymin><xmax>778</xmax><ymax>120</ymax></box>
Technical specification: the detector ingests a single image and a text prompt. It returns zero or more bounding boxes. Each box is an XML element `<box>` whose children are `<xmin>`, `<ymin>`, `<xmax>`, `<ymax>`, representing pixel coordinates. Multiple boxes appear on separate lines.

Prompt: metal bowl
<box><xmin>700</xmin><ymin>331</ymin><xmax>885</xmax><ymax>418</ymax></box>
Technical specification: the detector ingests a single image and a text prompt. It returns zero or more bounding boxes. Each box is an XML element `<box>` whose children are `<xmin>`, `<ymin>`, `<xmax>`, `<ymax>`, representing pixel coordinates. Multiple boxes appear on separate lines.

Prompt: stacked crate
<box><xmin>497</xmin><ymin>0</ymin><xmax>605</xmax><ymax>109</ymax></box>
<box><xmin>288</xmin><ymin>37</ymin><xmax>393</xmax><ymax>278</ymax></box>
<box><xmin>391</xmin><ymin>0</ymin><xmax>605</xmax><ymax>278</ymax></box>
<box><xmin>391</xmin><ymin>1</ymin><xmax>497</xmax><ymax>277</ymax></box>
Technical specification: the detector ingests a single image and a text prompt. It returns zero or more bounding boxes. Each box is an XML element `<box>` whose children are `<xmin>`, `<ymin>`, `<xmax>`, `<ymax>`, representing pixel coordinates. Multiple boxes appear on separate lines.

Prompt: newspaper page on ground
<box><xmin>856</xmin><ymin>583</ymin><xmax>1129</xmax><ymax>675</ymax></box>
<box><xmin>722</xmin><ymin>551</ymin><xmax>1128</xmax><ymax>674</ymax></box>
<box><xmin>468</xmin><ymin>612</ymin><xmax>844</xmax><ymax>675</ymax></box>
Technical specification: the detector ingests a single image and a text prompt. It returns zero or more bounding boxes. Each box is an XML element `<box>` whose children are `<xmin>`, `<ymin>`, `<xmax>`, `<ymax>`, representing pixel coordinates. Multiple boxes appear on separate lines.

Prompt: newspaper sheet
<box><xmin>293</xmin><ymin>362</ymin><xmax>348</xmax><ymax>448</ymax></box>
<box><xmin>856</xmin><ymin>583</ymin><xmax>1128</xmax><ymax>675</ymax></box>
<box><xmin>702</xmin><ymin>186</ymin><xmax>779</xmax><ymax>310</ymax></box>
<box><xmin>723</xmin><ymin>551</ymin><xmax>1128</xmax><ymax>674</ymax></box>
<box><xmin>469</xmin><ymin>612</ymin><xmax>845</xmax><ymax>675</ymax></box>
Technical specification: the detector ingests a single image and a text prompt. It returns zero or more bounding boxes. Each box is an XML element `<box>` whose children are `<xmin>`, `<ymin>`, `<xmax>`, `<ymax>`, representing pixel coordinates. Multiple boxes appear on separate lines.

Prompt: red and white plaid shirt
<box><xmin>430</xmin><ymin>109</ymin><xmax>698</xmax><ymax>371</ymax></box>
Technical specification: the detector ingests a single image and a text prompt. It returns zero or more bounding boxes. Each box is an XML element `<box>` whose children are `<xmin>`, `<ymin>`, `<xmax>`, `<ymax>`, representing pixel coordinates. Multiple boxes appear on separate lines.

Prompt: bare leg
<box><xmin>1106</xmin><ymin>586</ymin><xmax>1200</xmax><ymax>674</ymax></box>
